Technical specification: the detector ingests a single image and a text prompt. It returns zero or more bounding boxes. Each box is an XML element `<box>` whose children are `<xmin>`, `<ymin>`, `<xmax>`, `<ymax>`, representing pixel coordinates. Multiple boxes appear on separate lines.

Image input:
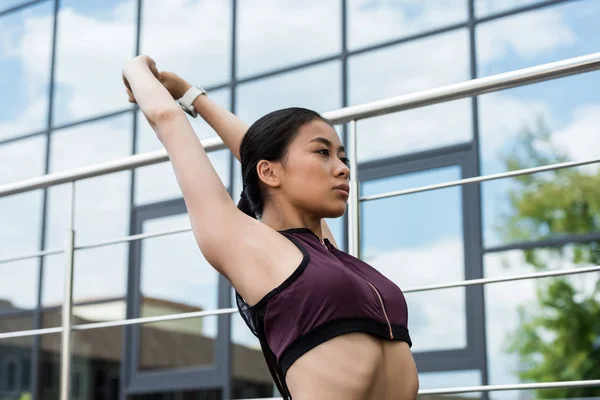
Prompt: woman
<box><xmin>122</xmin><ymin>55</ymin><xmax>419</xmax><ymax>400</ymax></box>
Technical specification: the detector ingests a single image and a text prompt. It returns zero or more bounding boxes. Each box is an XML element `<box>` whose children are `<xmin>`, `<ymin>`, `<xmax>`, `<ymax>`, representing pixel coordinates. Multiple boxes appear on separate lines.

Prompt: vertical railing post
<box><xmin>60</xmin><ymin>182</ymin><xmax>76</xmax><ymax>400</ymax></box>
<box><xmin>347</xmin><ymin>120</ymin><xmax>360</xmax><ymax>258</ymax></box>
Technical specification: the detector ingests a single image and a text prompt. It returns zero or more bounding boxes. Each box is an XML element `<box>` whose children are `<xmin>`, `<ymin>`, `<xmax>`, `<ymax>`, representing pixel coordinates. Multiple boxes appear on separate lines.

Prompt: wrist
<box><xmin>177</xmin><ymin>81</ymin><xmax>193</xmax><ymax>100</ymax></box>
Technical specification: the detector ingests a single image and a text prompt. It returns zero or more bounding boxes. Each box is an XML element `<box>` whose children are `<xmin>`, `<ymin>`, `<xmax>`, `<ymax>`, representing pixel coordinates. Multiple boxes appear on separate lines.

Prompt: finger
<box><xmin>125</xmin><ymin>88</ymin><xmax>136</xmax><ymax>104</ymax></box>
<box><xmin>147</xmin><ymin>58</ymin><xmax>160</xmax><ymax>79</ymax></box>
<box><xmin>122</xmin><ymin>74</ymin><xmax>132</xmax><ymax>91</ymax></box>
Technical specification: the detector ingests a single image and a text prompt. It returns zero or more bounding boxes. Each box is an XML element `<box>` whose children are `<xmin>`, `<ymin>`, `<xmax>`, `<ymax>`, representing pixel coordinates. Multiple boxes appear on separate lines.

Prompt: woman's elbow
<box><xmin>145</xmin><ymin>105</ymin><xmax>184</xmax><ymax>128</ymax></box>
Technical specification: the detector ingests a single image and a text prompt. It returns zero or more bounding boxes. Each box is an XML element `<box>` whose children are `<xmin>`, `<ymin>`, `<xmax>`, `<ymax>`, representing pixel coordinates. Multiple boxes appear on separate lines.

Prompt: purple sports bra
<box><xmin>236</xmin><ymin>228</ymin><xmax>412</xmax><ymax>399</ymax></box>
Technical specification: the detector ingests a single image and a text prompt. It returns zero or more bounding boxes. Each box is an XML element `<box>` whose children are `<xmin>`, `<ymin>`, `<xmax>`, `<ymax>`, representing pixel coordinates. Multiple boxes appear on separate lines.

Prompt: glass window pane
<box><xmin>0</xmin><ymin>136</ymin><xmax>46</xmax><ymax>314</ymax></box>
<box><xmin>0</xmin><ymin>312</ymin><xmax>33</xmax><ymax>338</ymax></box>
<box><xmin>45</xmin><ymin>114</ymin><xmax>132</xmax><ymax>249</ymax></box>
<box><xmin>0</xmin><ymin>135</ymin><xmax>47</xmax><ymax>186</ymax></box>
<box><xmin>0</xmin><ymin>323</ymin><xmax>33</xmax><ymax>398</ymax></box>
<box><xmin>484</xmin><ymin>245</ymin><xmax>600</xmax><ymax>400</ymax></box>
<box><xmin>349</xmin><ymin>30</ymin><xmax>471</xmax><ymax>162</ymax></box>
<box><xmin>42</xmin><ymin>115</ymin><xmax>132</xmax><ymax>309</ymax></box>
<box><xmin>479</xmin><ymin>74</ymin><xmax>600</xmax><ymax>247</ymax></box>
<box><xmin>140</xmin><ymin>316</ymin><xmax>219</xmax><ymax>372</ymax></box>
<box><xmin>477</xmin><ymin>2</ymin><xmax>600</xmax><ymax>248</ymax></box>
<box><xmin>134</xmin><ymin>89</ymin><xmax>231</xmax><ymax>205</ymax></box>
<box><xmin>419</xmin><ymin>369</ymin><xmax>482</xmax><ymax>398</ymax></box>
<box><xmin>41</xmin><ymin>245</ymin><xmax>129</xmax><ymax>322</ymax></box>
<box><xmin>475</xmin><ymin>0</ymin><xmax>547</xmax><ymax>18</ymax></box>
<box><xmin>52</xmin><ymin>0</ymin><xmax>136</xmax><ymax>125</ymax></box>
<box><xmin>0</xmin><ymin>260</ymin><xmax>39</xmax><ymax>314</ymax></box>
<box><xmin>140</xmin><ymin>0</ymin><xmax>231</xmax><ymax>87</ymax></box>
<box><xmin>0</xmin><ymin>137</ymin><xmax>46</xmax><ymax>254</ymax></box>
<box><xmin>361</xmin><ymin>166</ymin><xmax>467</xmax><ymax>352</ymax></box>
<box><xmin>477</xmin><ymin>1</ymin><xmax>600</xmax><ymax>78</ymax></box>
<box><xmin>237</xmin><ymin>61</ymin><xmax>342</xmax><ymax>124</ymax></box>
<box><xmin>231</xmin><ymin>290</ymin><xmax>275</xmax><ymax>399</ymax></box>
<box><xmin>347</xmin><ymin>0</ymin><xmax>467</xmax><ymax>50</ymax></box>
<box><xmin>0</xmin><ymin>2</ymin><xmax>53</xmax><ymax>140</ymax></box>
<box><xmin>237</xmin><ymin>0</ymin><xmax>340</xmax><ymax>77</ymax></box>
<box><xmin>1</xmin><ymin>1</ymin><xmax>36</xmax><ymax>12</ymax></box>
<box><xmin>137</xmin><ymin>213</ymin><xmax>219</xmax><ymax>371</ymax></box>
<box><xmin>39</xmin><ymin>326</ymin><xmax>123</xmax><ymax>400</ymax></box>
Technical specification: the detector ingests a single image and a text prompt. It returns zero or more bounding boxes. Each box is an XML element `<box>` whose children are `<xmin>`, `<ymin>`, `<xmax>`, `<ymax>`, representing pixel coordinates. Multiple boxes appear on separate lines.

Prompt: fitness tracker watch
<box><xmin>177</xmin><ymin>86</ymin><xmax>207</xmax><ymax>118</ymax></box>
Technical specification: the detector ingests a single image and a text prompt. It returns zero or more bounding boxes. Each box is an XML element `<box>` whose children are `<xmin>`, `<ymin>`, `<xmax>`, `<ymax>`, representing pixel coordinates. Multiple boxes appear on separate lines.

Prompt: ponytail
<box><xmin>237</xmin><ymin>190</ymin><xmax>257</xmax><ymax>219</ymax></box>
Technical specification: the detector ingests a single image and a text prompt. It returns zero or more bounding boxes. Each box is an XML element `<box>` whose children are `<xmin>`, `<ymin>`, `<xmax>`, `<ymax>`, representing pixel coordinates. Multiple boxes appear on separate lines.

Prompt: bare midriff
<box><xmin>285</xmin><ymin>333</ymin><xmax>419</xmax><ymax>400</ymax></box>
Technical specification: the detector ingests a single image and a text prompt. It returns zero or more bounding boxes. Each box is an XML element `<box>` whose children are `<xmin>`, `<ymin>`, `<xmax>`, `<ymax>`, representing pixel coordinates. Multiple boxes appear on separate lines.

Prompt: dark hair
<box><xmin>237</xmin><ymin>107</ymin><xmax>330</xmax><ymax>219</ymax></box>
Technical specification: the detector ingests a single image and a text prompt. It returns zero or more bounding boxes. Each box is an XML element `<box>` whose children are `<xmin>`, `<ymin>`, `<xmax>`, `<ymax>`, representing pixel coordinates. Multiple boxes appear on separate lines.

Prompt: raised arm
<box><xmin>122</xmin><ymin>56</ymin><xmax>302</xmax><ymax>304</ymax></box>
<box><xmin>158</xmin><ymin>71</ymin><xmax>340</xmax><ymax>247</ymax></box>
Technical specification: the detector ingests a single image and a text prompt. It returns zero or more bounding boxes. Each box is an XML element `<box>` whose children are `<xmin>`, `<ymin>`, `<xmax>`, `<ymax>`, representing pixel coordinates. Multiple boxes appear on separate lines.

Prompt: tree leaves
<box><xmin>499</xmin><ymin>119</ymin><xmax>600</xmax><ymax>398</ymax></box>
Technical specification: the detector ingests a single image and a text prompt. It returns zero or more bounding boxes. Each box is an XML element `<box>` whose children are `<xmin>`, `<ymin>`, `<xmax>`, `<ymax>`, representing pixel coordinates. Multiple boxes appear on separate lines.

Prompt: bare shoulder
<box><xmin>202</xmin><ymin>209</ymin><xmax>304</xmax><ymax>306</ymax></box>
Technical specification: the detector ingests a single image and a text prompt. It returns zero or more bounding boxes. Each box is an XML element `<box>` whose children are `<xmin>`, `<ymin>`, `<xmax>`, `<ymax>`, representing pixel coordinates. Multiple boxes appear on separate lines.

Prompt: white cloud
<box><xmin>483</xmin><ymin>248</ymin><xmax>599</xmax><ymax>397</ymax></box>
<box><xmin>0</xmin><ymin>5</ymin><xmax>52</xmax><ymax>140</ymax></box>
<box><xmin>349</xmin><ymin>30</ymin><xmax>472</xmax><ymax>161</ymax></box>
<box><xmin>477</xmin><ymin>7</ymin><xmax>576</xmax><ymax>67</ymax></box>
<box><xmin>237</xmin><ymin>0</ymin><xmax>340</xmax><ymax>77</ymax></box>
<box><xmin>365</xmin><ymin>238</ymin><xmax>467</xmax><ymax>351</ymax></box>
<box><xmin>552</xmin><ymin>103</ymin><xmax>600</xmax><ymax>166</ymax></box>
<box><xmin>347</xmin><ymin>0</ymin><xmax>467</xmax><ymax>50</ymax></box>
<box><xmin>475</xmin><ymin>0</ymin><xmax>545</xmax><ymax>17</ymax></box>
<box><xmin>478</xmin><ymin>93</ymin><xmax>552</xmax><ymax>170</ymax></box>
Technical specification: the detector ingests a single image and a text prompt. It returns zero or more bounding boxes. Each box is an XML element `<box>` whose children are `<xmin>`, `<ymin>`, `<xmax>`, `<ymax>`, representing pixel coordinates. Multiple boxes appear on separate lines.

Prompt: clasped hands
<box><xmin>122</xmin><ymin>55</ymin><xmax>192</xmax><ymax>104</ymax></box>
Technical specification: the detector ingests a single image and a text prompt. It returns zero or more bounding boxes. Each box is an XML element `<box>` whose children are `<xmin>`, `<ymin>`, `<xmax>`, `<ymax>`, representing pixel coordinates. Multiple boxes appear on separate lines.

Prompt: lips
<box><xmin>334</xmin><ymin>183</ymin><xmax>350</xmax><ymax>194</ymax></box>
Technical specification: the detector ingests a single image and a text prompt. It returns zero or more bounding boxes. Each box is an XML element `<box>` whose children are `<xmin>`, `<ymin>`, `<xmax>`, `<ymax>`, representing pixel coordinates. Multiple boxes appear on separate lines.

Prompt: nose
<box><xmin>335</xmin><ymin>158</ymin><xmax>350</xmax><ymax>179</ymax></box>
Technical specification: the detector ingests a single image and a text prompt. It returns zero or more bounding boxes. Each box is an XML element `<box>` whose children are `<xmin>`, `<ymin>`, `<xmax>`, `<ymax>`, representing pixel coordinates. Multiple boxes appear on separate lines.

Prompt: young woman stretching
<box><xmin>122</xmin><ymin>55</ymin><xmax>418</xmax><ymax>400</ymax></box>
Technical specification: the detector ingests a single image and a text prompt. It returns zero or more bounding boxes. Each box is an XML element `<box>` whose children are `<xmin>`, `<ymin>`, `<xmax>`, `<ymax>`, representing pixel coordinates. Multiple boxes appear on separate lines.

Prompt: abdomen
<box><xmin>285</xmin><ymin>333</ymin><xmax>418</xmax><ymax>400</ymax></box>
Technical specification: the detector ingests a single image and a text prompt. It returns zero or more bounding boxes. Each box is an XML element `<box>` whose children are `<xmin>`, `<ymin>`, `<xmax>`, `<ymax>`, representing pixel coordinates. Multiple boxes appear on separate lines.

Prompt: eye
<box><xmin>340</xmin><ymin>157</ymin><xmax>350</xmax><ymax>166</ymax></box>
<box><xmin>317</xmin><ymin>149</ymin><xmax>330</xmax><ymax>156</ymax></box>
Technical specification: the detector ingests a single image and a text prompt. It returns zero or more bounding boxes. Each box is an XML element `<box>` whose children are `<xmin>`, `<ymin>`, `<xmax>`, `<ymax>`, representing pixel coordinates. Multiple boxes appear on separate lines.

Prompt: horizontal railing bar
<box><xmin>0</xmin><ymin>248</ymin><xmax>64</xmax><ymax>265</ymax></box>
<box><xmin>0</xmin><ymin>228</ymin><xmax>194</xmax><ymax>265</ymax></box>
<box><xmin>325</xmin><ymin>52</ymin><xmax>600</xmax><ymax>124</ymax></box>
<box><xmin>0</xmin><ymin>326</ymin><xmax>63</xmax><ymax>340</ymax></box>
<box><xmin>403</xmin><ymin>265</ymin><xmax>600</xmax><ymax>293</ymax></box>
<box><xmin>361</xmin><ymin>157</ymin><xmax>600</xmax><ymax>202</ymax></box>
<box><xmin>419</xmin><ymin>378</ymin><xmax>600</xmax><ymax>395</ymax></box>
<box><xmin>5</xmin><ymin>156</ymin><xmax>598</xmax><ymax>262</ymax></box>
<box><xmin>74</xmin><ymin>227</ymin><xmax>192</xmax><ymax>251</ymax></box>
<box><xmin>0</xmin><ymin>137</ymin><xmax>226</xmax><ymax>198</ymax></box>
<box><xmin>2</xmin><ymin>265</ymin><xmax>598</xmax><ymax>340</ymax></box>
<box><xmin>241</xmin><ymin>378</ymin><xmax>600</xmax><ymax>399</ymax></box>
<box><xmin>1</xmin><ymin>53</ymin><xmax>600</xmax><ymax>199</ymax></box>
<box><xmin>71</xmin><ymin>307</ymin><xmax>237</xmax><ymax>331</ymax></box>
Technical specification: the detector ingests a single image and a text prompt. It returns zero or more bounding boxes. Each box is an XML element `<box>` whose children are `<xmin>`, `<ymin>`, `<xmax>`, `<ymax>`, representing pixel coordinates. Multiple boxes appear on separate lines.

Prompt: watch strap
<box><xmin>178</xmin><ymin>86</ymin><xmax>207</xmax><ymax>118</ymax></box>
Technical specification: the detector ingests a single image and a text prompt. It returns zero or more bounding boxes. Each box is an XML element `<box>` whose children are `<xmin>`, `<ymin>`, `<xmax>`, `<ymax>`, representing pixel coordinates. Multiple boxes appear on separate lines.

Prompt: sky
<box><xmin>1</xmin><ymin>0</ymin><xmax>600</xmax><ymax>396</ymax></box>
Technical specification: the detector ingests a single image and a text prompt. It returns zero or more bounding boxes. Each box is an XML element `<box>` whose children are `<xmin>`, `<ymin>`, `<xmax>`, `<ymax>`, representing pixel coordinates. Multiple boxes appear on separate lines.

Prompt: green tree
<box><xmin>498</xmin><ymin>117</ymin><xmax>600</xmax><ymax>399</ymax></box>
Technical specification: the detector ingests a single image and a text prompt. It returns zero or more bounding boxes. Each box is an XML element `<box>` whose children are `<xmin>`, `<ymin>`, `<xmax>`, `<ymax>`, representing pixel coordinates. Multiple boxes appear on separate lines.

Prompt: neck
<box><xmin>260</xmin><ymin>201</ymin><xmax>323</xmax><ymax>238</ymax></box>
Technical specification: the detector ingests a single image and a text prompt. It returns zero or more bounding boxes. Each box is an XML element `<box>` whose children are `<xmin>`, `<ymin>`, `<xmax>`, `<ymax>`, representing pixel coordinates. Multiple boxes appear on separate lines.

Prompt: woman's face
<box><xmin>279</xmin><ymin>119</ymin><xmax>351</xmax><ymax>218</ymax></box>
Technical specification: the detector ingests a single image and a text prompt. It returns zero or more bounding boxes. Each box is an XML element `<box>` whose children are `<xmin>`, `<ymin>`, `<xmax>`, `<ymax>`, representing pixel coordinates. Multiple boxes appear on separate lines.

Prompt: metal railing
<box><xmin>1</xmin><ymin>52</ymin><xmax>600</xmax><ymax>399</ymax></box>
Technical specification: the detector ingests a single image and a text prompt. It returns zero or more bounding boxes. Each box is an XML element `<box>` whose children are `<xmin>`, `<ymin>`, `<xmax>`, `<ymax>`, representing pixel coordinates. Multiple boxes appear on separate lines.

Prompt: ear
<box><xmin>256</xmin><ymin>160</ymin><xmax>282</xmax><ymax>189</ymax></box>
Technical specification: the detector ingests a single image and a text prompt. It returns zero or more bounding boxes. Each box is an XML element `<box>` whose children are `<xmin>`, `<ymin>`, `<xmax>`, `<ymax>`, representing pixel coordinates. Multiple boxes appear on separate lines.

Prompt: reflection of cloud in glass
<box><xmin>347</xmin><ymin>0</ymin><xmax>467</xmax><ymax>50</ymax></box>
<box><xmin>366</xmin><ymin>238</ymin><xmax>467</xmax><ymax>352</ymax></box>
<box><xmin>0</xmin><ymin>2</ymin><xmax>53</xmax><ymax>140</ymax></box>
<box><xmin>44</xmin><ymin>115</ymin><xmax>132</xmax><ymax>249</ymax></box>
<box><xmin>237</xmin><ymin>0</ymin><xmax>340</xmax><ymax>77</ymax></box>
<box><xmin>349</xmin><ymin>30</ymin><xmax>471</xmax><ymax>161</ymax></box>
<box><xmin>140</xmin><ymin>0</ymin><xmax>231</xmax><ymax>86</ymax></box>
<box><xmin>236</xmin><ymin>61</ymin><xmax>342</xmax><ymax>124</ymax></box>
<box><xmin>52</xmin><ymin>0</ymin><xmax>136</xmax><ymax>125</ymax></box>
<box><xmin>484</xmin><ymin>248</ymin><xmax>599</xmax><ymax>399</ymax></box>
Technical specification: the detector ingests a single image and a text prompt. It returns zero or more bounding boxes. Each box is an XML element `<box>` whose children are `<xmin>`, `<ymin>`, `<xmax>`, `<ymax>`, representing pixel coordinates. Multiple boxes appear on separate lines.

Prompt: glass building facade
<box><xmin>1</xmin><ymin>0</ymin><xmax>599</xmax><ymax>399</ymax></box>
